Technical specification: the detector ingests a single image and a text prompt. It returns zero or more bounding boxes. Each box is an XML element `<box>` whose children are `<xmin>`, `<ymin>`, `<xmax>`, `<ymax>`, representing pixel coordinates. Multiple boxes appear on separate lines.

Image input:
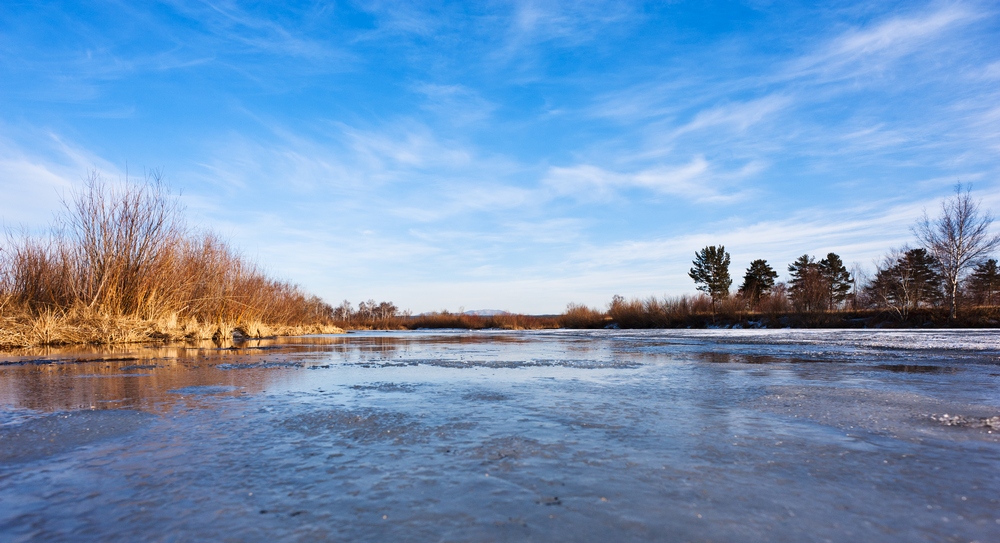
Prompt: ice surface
<box><xmin>0</xmin><ymin>329</ymin><xmax>998</xmax><ymax>542</ymax></box>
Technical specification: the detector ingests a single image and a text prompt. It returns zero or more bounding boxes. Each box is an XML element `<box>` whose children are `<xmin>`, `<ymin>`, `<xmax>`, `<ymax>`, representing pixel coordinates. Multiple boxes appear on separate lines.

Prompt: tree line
<box><xmin>689</xmin><ymin>185</ymin><xmax>1000</xmax><ymax>320</ymax></box>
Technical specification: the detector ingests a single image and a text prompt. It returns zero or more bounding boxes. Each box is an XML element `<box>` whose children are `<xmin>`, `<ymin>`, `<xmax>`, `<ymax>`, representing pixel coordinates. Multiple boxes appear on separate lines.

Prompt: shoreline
<box><xmin>0</xmin><ymin>314</ymin><xmax>344</xmax><ymax>350</ymax></box>
<box><xmin>5</xmin><ymin>317</ymin><xmax>999</xmax><ymax>353</ymax></box>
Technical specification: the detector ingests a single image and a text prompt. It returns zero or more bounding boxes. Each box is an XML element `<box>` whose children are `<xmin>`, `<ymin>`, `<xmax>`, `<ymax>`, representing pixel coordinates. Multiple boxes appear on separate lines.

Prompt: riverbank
<box><xmin>334</xmin><ymin>306</ymin><xmax>1000</xmax><ymax>332</ymax></box>
<box><xmin>6</xmin><ymin>306</ymin><xmax>998</xmax><ymax>350</ymax></box>
<box><xmin>599</xmin><ymin>307</ymin><xmax>1000</xmax><ymax>330</ymax></box>
<box><xmin>0</xmin><ymin>308</ymin><xmax>343</xmax><ymax>350</ymax></box>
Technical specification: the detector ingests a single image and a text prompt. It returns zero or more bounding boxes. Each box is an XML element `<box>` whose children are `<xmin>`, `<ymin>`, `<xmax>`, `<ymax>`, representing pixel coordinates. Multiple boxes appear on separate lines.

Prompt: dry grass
<box><xmin>333</xmin><ymin>311</ymin><xmax>559</xmax><ymax>330</ymax></box>
<box><xmin>558</xmin><ymin>303</ymin><xmax>607</xmax><ymax>328</ymax></box>
<box><xmin>0</xmin><ymin>173</ymin><xmax>340</xmax><ymax>349</ymax></box>
<box><xmin>406</xmin><ymin>311</ymin><xmax>559</xmax><ymax>330</ymax></box>
<box><xmin>604</xmin><ymin>294</ymin><xmax>724</xmax><ymax>328</ymax></box>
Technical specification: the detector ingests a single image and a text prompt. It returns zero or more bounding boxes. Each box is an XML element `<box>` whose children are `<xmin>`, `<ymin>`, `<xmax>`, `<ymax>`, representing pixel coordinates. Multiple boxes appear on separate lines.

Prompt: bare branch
<box><xmin>912</xmin><ymin>183</ymin><xmax>1000</xmax><ymax>318</ymax></box>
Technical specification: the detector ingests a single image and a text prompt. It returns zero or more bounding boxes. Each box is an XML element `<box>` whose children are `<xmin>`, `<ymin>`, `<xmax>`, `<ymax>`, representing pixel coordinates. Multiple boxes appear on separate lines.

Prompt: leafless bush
<box><xmin>0</xmin><ymin>173</ymin><xmax>336</xmax><ymax>346</ymax></box>
<box><xmin>559</xmin><ymin>303</ymin><xmax>607</xmax><ymax>328</ymax></box>
<box><xmin>404</xmin><ymin>311</ymin><xmax>557</xmax><ymax>330</ymax></box>
<box><xmin>758</xmin><ymin>283</ymin><xmax>792</xmax><ymax>317</ymax></box>
<box><xmin>604</xmin><ymin>294</ymin><xmax>719</xmax><ymax>328</ymax></box>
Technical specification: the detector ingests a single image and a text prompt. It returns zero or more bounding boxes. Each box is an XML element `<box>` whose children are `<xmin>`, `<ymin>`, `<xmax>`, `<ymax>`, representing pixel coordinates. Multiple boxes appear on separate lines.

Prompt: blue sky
<box><xmin>2</xmin><ymin>1</ymin><xmax>999</xmax><ymax>313</ymax></box>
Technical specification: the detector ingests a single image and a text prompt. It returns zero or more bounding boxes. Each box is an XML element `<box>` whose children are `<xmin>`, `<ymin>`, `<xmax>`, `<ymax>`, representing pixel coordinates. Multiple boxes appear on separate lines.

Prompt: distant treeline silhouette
<box><xmin>329</xmin><ymin>301</ymin><xmax>559</xmax><ymax>330</ymax></box>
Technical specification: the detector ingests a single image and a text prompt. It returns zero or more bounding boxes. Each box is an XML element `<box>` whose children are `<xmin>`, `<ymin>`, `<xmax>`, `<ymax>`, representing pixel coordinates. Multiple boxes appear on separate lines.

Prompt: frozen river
<box><xmin>1</xmin><ymin>329</ymin><xmax>999</xmax><ymax>542</ymax></box>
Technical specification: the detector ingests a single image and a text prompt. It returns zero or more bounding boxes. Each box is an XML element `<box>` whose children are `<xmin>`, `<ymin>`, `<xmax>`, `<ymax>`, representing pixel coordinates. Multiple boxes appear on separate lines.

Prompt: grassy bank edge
<box><xmin>335</xmin><ymin>306</ymin><xmax>1000</xmax><ymax>332</ymax></box>
<box><xmin>6</xmin><ymin>306</ymin><xmax>998</xmax><ymax>351</ymax></box>
<box><xmin>0</xmin><ymin>309</ymin><xmax>344</xmax><ymax>351</ymax></box>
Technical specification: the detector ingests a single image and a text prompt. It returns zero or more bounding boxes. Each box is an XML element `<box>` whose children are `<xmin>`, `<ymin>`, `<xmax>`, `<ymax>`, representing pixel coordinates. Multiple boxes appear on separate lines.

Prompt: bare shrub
<box><xmin>0</xmin><ymin>173</ymin><xmax>337</xmax><ymax>347</ymax></box>
<box><xmin>758</xmin><ymin>283</ymin><xmax>791</xmax><ymax>317</ymax></box>
<box><xmin>402</xmin><ymin>311</ymin><xmax>557</xmax><ymax>330</ymax></box>
<box><xmin>604</xmin><ymin>294</ymin><xmax>718</xmax><ymax>328</ymax></box>
<box><xmin>560</xmin><ymin>303</ymin><xmax>607</xmax><ymax>328</ymax></box>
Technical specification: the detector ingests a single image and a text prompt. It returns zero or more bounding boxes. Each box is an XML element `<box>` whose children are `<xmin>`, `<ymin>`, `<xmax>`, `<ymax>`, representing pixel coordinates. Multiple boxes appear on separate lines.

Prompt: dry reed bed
<box><xmin>0</xmin><ymin>174</ymin><xmax>341</xmax><ymax>349</ymax></box>
<box><xmin>334</xmin><ymin>312</ymin><xmax>560</xmax><ymax>331</ymax></box>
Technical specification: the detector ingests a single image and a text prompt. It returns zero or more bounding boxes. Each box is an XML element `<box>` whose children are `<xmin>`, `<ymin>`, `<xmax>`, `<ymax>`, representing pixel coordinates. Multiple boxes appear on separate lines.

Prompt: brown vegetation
<box><xmin>559</xmin><ymin>303</ymin><xmax>607</xmax><ymax>328</ymax></box>
<box><xmin>407</xmin><ymin>311</ymin><xmax>559</xmax><ymax>330</ymax></box>
<box><xmin>562</xmin><ymin>291</ymin><xmax>1000</xmax><ymax>330</ymax></box>
<box><xmin>0</xmin><ymin>174</ymin><xmax>340</xmax><ymax>349</ymax></box>
<box><xmin>329</xmin><ymin>302</ymin><xmax>559</xmax><ymax>330</ymax></box>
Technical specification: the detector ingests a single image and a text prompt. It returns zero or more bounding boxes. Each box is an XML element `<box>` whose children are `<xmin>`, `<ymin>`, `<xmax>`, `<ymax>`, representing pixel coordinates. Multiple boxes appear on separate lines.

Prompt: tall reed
<box><xmin>0</xmin><ymin>173</ymin><xmax>337</xmax><ymax>348</ymax></box>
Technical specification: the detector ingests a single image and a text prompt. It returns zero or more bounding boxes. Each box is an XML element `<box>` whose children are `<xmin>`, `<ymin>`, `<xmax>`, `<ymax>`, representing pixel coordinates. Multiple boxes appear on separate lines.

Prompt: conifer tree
<box><xmin>689</xmin><ymin>245</ymin><xmax>732</xmax><ymax>311</ymax></box>
<box><xmin>865</xmin><ymin>247</ymin><xmax>943</xmax><ymax>319</ymax></box>
<box><xmin>788</xmin><ymin>254</ymin><xmax>826</xmax><ymax>311</ymax></box>
<box><xmin>818</xmin><ymin>253</ymin><xmax>852</xmax><ymax>309</ymax></box>
<box><xmin>899</xmin><ymin>248</ymin><xmax>943</xmax><ymax>308</ymax></box>
<box><xmin>738</xmin><ymin>259</ymin><xmax>778</xmax><ymax>309</ymax></box>
<box><xmin>967</xmin><ymin>258</ymin><xmax>999</xmax><ymax>306</ymax></box>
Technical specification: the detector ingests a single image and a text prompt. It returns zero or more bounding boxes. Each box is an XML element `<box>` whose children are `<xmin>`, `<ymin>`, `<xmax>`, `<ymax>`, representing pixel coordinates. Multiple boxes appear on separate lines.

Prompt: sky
<box><xmin>2</xmin><ymin>1</ymin><xmax>999</xmax><ymax>314</ymax></box>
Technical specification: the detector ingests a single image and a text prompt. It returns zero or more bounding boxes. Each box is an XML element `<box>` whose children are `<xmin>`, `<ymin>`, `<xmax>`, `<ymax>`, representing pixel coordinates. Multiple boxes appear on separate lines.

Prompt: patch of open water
<box><xmin>0</xmin><ymin>329</ymin><xmax>998</xmax><ymax>542</ymax></box>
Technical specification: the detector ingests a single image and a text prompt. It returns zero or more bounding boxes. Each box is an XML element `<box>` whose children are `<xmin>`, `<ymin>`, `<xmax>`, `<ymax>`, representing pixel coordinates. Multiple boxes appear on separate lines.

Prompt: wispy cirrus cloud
<box><xmin>0</xmin><ymin>128</ymin><xmax>124</xmax><ymax>227</ymax></box>
<box><xmin>506</xmin><ymin>0</ymin><xmax>636</xmax><ymax>44</ymax></box>
<box><xmin>785</xmin><ymin>5</ymin><xmax>977</xmax><ymax>83</ymax></box>
<box><xmin>415</xmin><ymin>83</ymin><xmax>497</xmax><ymax>125</ymax></box>
<box><xmin>670</xmin><ymin>95</ymin><xmax>791</xmax><ymax>139</ymax></box>
<box><xmin>542</xmin><ymin>156</ymin><xmax>760</xmax><ymax>203</ymax></box>
<box><xmin>160</xmin><ymin>0</ymin><xmax>351</xmax><ymax>61</ymax></box>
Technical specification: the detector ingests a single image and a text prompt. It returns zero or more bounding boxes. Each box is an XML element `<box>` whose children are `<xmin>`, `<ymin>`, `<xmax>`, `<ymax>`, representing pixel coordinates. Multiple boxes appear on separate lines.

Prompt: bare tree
<box><xmin>913</xmin><ymin>184</ymin><xmax>1000</xmax><ymax>319</ymax></box>
<box><xmin>864</xmin><ymin>248</ymin><xmax>942</xmax><ymax>321</ymax></box>
<box><xmin>849</xmin><ymin>262</ymin><xmax>866</xmax><ymax>310</ymax></box>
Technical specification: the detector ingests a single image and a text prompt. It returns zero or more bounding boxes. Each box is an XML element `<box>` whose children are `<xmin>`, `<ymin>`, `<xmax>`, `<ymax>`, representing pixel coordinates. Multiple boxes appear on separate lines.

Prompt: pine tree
<box><xmin>818</xmin><ymin>253</ymin><xmax>852</xmax><ymax>309</ymax></box>
<box><xmin>967</xmin><ymin>258</ymin><xmax>999</xmax><ymax>306</ymax></box>
<box><xmin>738</xmin><ymin>259</ymin><xmax>778</xmax><ymax>309</ymax></box>
<box><xmin>788</xmin><ymin>254</ymin><xmax>826</xmax><ymax>311</ymax></box>
<box><xmin>689</xmin><ymin>246</ymin><xmax>732</xmax><ymax>311</ymax></box>
<box><xmin>899</xmin><ymin>248</ymin><xmax>942</xmax><ymax>308</ymax></box>
<box><xmin>866</xmin><ymin>263</ymin><xmax>911</xmax><ymax>319</ymax></box>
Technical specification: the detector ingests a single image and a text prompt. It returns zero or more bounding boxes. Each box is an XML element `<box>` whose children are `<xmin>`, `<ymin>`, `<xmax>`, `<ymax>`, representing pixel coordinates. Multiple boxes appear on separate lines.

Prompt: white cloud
<box><xmin>542</xmin><ymin>156</ymin><xmax>756</xmax><ymax>202</ymax></box>
<box><xmin>508</xmin><ymin>0</ymin><xmax>634</xmax><ymax>42</ymax></box>
<box><xmin>0</xmin><ymin>130</ymin><xmax>122</xmax><ymax>228</ymax></box>
<box><xmin>981</xmin><ymin>61</ymin><xmax>1000</xmax><ymax>80</ymax></box>
<box><xmin>415</xmin><ymin>83</ymin><xmax>497</xmax><ymax>125</ymax></box>
<box><xmin>671</xmin><ymin>95</ymin><xmax>791</xmax><ymax>138</ymax></box>
<box><xmin>342</xmin><ymin>123</ymin><xmax>475</xmax><ymax>171</ymax></box>
<box><xmin>161</xmin><ymin>0</ymin><xmax>350</xmax><ymax>61</ymax></box>
<box><xmin>786</xmin><ymin>5</ymin><xmax>976</xmax><ymax>83</ymax></box>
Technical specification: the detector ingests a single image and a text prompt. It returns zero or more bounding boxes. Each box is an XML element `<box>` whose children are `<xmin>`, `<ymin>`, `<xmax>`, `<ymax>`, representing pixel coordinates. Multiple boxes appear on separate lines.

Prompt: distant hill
<box><xmin>462</xmin><ymin>309</ymin><xmax>510</xmax><ymax>316</ymax></box>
